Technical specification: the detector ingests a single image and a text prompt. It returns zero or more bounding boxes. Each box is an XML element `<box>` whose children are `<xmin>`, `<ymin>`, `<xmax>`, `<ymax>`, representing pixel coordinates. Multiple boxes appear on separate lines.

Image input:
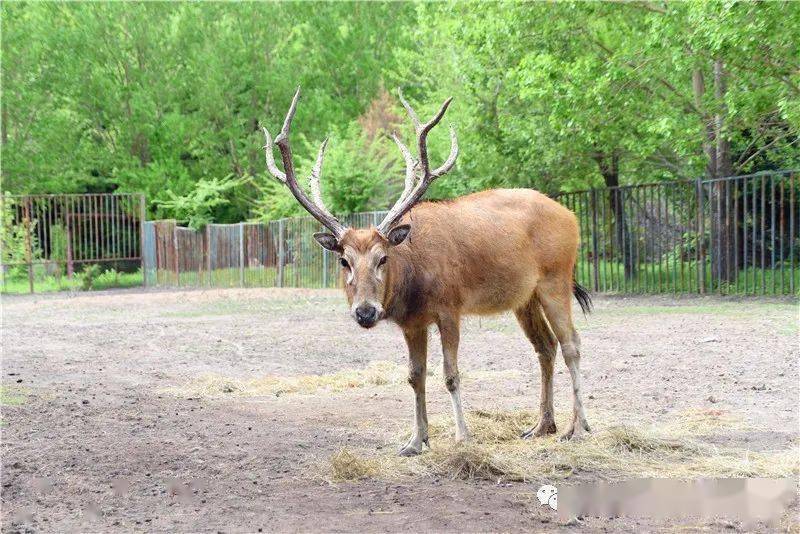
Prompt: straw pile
<box><xmin>176</xmin><ymin>360</ymin><xmax>408</xmax><ymax>397</ymax></box>
<box><xmin>325</xmin><ymin>409</ymin><xmax>799</xmax><ymax>483</ymax></box>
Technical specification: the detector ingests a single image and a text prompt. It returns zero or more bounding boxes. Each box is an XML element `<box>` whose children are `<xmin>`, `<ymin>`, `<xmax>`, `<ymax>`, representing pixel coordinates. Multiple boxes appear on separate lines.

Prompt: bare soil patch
<box><xmin>2</xmin><ymin>288</ymin><xmax>798</xmax><ymax>532</ymax></box>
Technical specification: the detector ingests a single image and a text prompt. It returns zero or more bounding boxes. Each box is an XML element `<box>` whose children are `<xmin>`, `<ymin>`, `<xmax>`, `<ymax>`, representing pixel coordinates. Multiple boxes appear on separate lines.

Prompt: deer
<box><xmin>262</xmin><ymin>88</ymin><xmax>592</xmax><ymax>456</ymax></box>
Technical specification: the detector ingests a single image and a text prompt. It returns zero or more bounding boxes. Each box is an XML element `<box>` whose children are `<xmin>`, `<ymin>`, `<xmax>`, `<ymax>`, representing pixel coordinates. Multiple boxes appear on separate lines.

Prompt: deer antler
<box><xmin>262</xmin><ymin>87</ymin><xmax>347</xmax><ymax>238</ymax></box>
<box><xmin>377</xmin><ymin>89</ymin><xmax>458</xmax><ymax>235</ymax></box>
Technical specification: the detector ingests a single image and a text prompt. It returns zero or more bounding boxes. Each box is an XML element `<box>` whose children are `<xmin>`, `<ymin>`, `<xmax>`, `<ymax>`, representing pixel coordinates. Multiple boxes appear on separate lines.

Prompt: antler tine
<box><xmin>262</xmin><ymin>127</ymin><xmax>286</xmax><ymax>183</ymax></box>
<box><xmin>274</xmin><ymin>86</ymin><xmax>300</xmax><ymax>146</ymax></box>
<box><xmin>262</xmin><ymin>87</ymin><xmax>347</xmax><ymax>238</ymax></box>
<box><xmin>308</xmin><ymin>138</ymin><xmax>336</xmax><ymax>220</ymax></box>
<box><xmin>417</xmin><ymin>97</ymin><xmax>452</xmax><ymax>179</ymax></box>
<box><xmin>397</xmin><ymin>89</ymin><xmax>422</xmax><ymax>132</ymax></box>
<box><xmin>390</xmin><ymin>132</ymin><xmax>418</xmax><ymax>201</ymax></box>
<box><xmin>431</xmin><ymin>124</ymin><xmax>459</xmax><ymax>178</ymax></box>
<box><xmin>377</xmin><ymin>93</ymin><xmax>458</xmax><ymax>235</ymax></box>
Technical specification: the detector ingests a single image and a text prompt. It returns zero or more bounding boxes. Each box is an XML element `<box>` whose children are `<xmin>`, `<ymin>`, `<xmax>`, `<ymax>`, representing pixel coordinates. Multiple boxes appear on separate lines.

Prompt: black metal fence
<box><xmin>1</xmin><ymin>193</ymin><xmax>146</xmax><ymax>293</ymax></box>
<box><xmin>143</xmin><ymin>171</ymin><xmax>798</xmax><ymax>296</ymax></box>
<box><xmin>559</xmin><ymin>170</ymin><xmax>797</xmax><ymax>295</ymax></box>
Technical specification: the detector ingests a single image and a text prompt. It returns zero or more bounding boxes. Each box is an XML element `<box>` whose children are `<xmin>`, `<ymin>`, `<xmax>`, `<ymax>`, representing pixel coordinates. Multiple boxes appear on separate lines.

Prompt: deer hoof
<box><xmin>521</xmin><ymin>420</ymin><xmax>557</xmax><ymax>439</ymax></box>
<box><xmin>398</xmin><ymin>437</ymin><xmax>427</xmax><ymax>457</ymax></box>
<box><xmin>559</xmin><ymin>424</ymin><xmax>589</xmax><ymax>442</ymax></box>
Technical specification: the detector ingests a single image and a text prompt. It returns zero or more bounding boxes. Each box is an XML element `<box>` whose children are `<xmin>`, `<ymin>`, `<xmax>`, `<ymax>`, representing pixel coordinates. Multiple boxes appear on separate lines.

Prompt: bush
<box><xmin>80</xmin><ymin>264</ymin><xmax>101</xmax><ymax>291</ymax></box>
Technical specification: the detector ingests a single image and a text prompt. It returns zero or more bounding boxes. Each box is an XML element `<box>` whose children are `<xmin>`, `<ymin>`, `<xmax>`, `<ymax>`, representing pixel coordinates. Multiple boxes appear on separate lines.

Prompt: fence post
<box><xmin>277</xmin><ymin>219</ymin><xmax>285</xmax><ymax>288</ymax></box>
<box><xmin>139</xmin><ymin>194</ymin><xmax>146</xmax><ymax>287</ymax></box>
<box><xmin>696</xmin><ymin>177</ymin><xmax>705</xmax><ymax>294</ymax></box>
<box><xmin>173</xmin><ymin>224</ymin><xmax>179</xmax><ymax>286</ymax></box>
<box><xmin>65</xmin><ymin>201</ymin><xmax>74</xmax><ymax>280</ymax></box>
<box><xmin>239</xmin><ymin>222</ymin><xmax>245</xmax><ymax>287</ymax></box>
<box><xmin>590</xmin><ymin>189</ymin><xmax>600</xmax><ymax>292</ymax></box>
<box><xmin>204</xmin><ymin>224</ymin><xmax>211</xmax><ymax>288</ymax></box>
<box><xmin>23</xmin><ymin>197</ymin><xmax>34</xmax><ymax>294</ymax></box>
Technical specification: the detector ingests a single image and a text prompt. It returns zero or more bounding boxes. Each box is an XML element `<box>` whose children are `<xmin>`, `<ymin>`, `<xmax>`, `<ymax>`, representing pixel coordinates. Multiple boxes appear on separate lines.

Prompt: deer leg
<box><xmin>540</xmin><ymin>281</ymin><xmax>591</xmax><ymax>441</ymax></box>
<box><xmin>514</xmin><ymin>296</ymin><xmax>558</xmax><ymax>438</ymax></box>
<box><xmin>398</xmin><ymin>326</ymin><xmax>429</xmax><ymax>456</ymax></box>
<box><xmin>438</xmin><ymin>314</ymin><xmax>469</xmax><ymax>443</ymax></box>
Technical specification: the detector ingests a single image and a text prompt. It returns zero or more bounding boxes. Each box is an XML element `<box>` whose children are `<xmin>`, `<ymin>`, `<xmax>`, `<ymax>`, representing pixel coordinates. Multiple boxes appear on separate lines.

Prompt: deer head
<box><xmin>262</xmin><ymin>87</ymin><xmax>458</xmax><ymax>328</ymax></box>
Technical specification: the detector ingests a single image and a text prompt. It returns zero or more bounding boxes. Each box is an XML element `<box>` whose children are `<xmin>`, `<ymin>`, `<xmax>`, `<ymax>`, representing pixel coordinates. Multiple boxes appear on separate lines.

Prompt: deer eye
<box><xmin>340</xmin><ymin>258</ymin><xmax>349</xmax><ymax>269</ymax></box>
<box><xmin>377</xmin><ymin>256</ymin><xmax>388</xmax><ymax>267</ymax></box>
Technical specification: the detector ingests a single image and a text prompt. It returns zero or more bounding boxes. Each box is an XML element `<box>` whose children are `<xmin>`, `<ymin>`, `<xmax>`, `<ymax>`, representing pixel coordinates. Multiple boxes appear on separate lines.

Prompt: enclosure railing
<box><xmin>1</xmin><ymin>193</ymin><xmax>146</xmax><ymax>293</ymax></box>
<box><xmin>143</xmin><ymin>170</ymin><xmax>798</xmax><ymax>295</ymax></box>
<box><xmin>558</xmin><ymin>170</ymin><xmax>797</xmax><ymax>295</ymax></box>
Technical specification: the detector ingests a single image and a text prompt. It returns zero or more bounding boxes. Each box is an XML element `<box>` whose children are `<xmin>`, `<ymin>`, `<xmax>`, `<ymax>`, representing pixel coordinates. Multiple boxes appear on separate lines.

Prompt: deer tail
<box><xmin>573</xmin><ymin>279</ymin><xmax>593</xmax><ymax>315</ymax></box>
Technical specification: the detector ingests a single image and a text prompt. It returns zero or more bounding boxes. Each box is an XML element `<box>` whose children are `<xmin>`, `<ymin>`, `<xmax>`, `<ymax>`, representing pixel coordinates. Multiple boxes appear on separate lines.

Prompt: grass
<box><xmin>0</xmin><ymin>385</ymin><xmax>27</xmax><ymax>426</ymax></box>
<box><xmin>575</xmin><ymin>258</ymin><xmax>800</xmax><ymax>296</ymax></box>
<box><xmin>324</xmin><ymin>409</ymin><xmax>799</xmax><ymax>483</ymax></box>
<box><xmin>1</xmin><ymin>269</ymin><xmax>143</xmax><ymax>294</ymax></box>
<box><xmin>149</xmin><ymin>264</ymin><xmax>339</xmax><ymax>290</ymax></box>
<box><xmin>0</xmin><ymin>385</ymin><xmax>27</xmax><ymax>406</ymax></box>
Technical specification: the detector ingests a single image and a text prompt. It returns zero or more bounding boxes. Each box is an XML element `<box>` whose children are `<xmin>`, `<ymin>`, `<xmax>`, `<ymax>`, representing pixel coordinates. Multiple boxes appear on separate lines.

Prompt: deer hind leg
<box><xmin>514</xmin><ymin>295</ymin><xmax>558</xmax><ymax>438</ymax></box>
<box><xmin>539</xmin><ymin>279</ymin><xmax>591</xmax><ymax>441</ymax></box>
<box><xmin>399</xmin><ymin>326</ymin><xmax>429</xmax><ymax>456</ymax></box>
<box><xmin>437</xmin><ymin>314</ymin><xmax>469</xmax><ymax>443</ymax></box>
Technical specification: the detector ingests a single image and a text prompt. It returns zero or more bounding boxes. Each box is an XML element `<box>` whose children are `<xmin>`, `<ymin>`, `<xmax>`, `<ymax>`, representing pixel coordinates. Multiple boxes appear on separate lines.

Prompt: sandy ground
<box><xmin>1</xmin><ymin>287</ymin><xmax>798</xmax><ymax>533</ymax></box>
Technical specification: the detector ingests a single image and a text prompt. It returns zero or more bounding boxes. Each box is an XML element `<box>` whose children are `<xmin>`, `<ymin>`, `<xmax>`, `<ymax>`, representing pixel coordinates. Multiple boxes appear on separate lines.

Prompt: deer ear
<box><xmin>313</xmin><ymin>232</ymin><xmax>341</xmax><ymax>252</ymax></box>
<box><xmin>387</xmin><ymin>224</ymin><xmax>411</xmax><ymax>246</ymax></box>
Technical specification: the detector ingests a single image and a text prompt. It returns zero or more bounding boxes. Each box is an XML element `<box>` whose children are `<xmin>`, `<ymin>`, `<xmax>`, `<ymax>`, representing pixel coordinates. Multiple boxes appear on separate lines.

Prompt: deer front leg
<box><xmin>398</xmin><ymin>326</ymin><xmax>429</xmax><ymax>457</ymax></box>
<box><xmin>438</xmin><ymin>314</ymin><xmax>469</xmax><ymax>443</ymax></box>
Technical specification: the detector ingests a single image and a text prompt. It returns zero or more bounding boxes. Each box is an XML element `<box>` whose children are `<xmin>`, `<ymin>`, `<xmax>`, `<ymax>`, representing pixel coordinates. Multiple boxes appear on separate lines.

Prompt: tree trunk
<box><xmin>594</xmin><ymin>151</ymin><xmax>635</xmax><ymax>279</ymax></box>
<box><xmin>692</xmin><ymin>69</ymin><xmax>716</xmax><ymax>180</ymax></box>
<box><xmin>711</xmin><ymin>59</ymin><xmax>735</xmax><ymax>284</ymax></box>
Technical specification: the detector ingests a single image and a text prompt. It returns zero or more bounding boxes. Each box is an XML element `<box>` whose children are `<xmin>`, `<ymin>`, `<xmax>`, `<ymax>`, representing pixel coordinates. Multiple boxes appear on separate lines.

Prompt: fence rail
<box><xmin>143</xmin><ymin>171</ymin><xmax>798</xmax><ymax>295</ymax></box>
<box><xmin>1</xmin><ymin>193</ymin><xmax>146</xmax><ymax>293</ymax></box>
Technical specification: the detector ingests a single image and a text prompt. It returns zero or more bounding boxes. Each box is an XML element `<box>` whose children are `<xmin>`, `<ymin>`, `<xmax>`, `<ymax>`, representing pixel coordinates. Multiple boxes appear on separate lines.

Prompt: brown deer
<box><xmin>262</xmin><ymin>88</ymin><xmax>592</xmax><ymax>456</ymax></box>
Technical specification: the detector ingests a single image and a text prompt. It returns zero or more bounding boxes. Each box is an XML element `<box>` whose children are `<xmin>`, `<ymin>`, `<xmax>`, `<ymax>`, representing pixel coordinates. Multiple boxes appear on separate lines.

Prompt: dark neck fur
<box><xmin>384</xmin><ymin>248</ymin><xmax>427</xmax><ymax>325</ymax></box>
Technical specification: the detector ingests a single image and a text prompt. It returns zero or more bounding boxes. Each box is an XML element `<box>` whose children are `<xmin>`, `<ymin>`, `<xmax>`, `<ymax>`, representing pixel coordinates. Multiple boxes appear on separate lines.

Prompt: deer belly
<box><xmin>460</xmin><ymin>269</ymin><xmax>539</xmax><ymax>315</ymax></box>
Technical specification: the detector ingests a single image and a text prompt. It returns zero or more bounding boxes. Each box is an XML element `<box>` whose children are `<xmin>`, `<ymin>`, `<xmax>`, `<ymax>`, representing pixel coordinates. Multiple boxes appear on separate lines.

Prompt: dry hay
<box><xmin>173</xmin><ymin>361</ymin><xmax>524</xmax><ymax>398</ymax></box>
<box><xmin>329</xmin><ymin>449</ymin><xmax>380</xmax><ymax>480</ymax></box>
<box><xmin>325</xmin><ymin>409</ymin><xmax>799</xmax><ymax>483</ymax></box>
<box><xmin>175</xmin><ymin>361</ymin><xmax>408</xmax><ymax>398</ymax></box>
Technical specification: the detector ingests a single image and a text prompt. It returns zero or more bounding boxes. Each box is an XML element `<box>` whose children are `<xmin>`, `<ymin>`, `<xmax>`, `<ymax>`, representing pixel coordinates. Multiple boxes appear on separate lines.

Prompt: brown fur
<box><xmin>336</xmin><ymin>188</ymin><xmax>590</xmax><ymax>453</ymax></box>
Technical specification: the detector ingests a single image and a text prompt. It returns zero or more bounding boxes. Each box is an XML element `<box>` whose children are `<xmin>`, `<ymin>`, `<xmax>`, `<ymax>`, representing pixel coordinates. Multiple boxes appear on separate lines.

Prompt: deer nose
<box><xmin>354</xmin><ymin>304</ymin><xmax>378</xmax><ymax>328</ymax></box>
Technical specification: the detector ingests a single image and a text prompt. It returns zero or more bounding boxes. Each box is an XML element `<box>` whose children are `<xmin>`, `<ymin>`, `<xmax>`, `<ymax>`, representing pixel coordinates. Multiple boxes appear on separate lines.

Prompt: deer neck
<box><xmin>383</xmin><ymin>247</ymin><xmax>429</xmax><ymax>326</ymax></box>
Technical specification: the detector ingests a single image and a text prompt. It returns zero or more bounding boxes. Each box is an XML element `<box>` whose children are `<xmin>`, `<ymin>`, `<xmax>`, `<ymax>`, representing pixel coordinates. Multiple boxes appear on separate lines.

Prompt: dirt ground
<box><xmin>1</xmin><ymin>288</ymin><xmax>798</xmax><ymax>533</ymax></box>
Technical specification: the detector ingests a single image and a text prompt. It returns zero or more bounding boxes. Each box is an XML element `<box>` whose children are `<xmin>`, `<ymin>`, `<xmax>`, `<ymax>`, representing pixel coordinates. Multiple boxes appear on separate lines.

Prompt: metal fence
<box><xmin>1</xmin><ymin>193</ymin><xmax>146</xmax><ymax>293</ymax></box>
<box><xmin>558</xmin><ymin>170</ymin><xmax>797</xmax><ymax>295</ymax></box>
<box><xmin>143</xmin><ymin>171</ymin><xmax>798</xmax><ymax>296</ymax></box>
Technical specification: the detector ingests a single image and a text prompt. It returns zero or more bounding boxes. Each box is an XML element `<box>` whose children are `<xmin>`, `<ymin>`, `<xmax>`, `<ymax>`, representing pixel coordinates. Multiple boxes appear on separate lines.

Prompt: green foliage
<box><xmin>157</xmin><ymin>176</ymin><xmax>242</xmax><ymax>229</ymax></box>
<box><xmin>49</xmin><ymin>224</ymin><xmax>67</xmax><ymax>274</ymax></box>
<box><xmin>0</xmin><ymin>195</ymin><xmax>42</xmax><ymax>278</ymax></box>
<box><xmin>2</xmin><ymin>2</ymin><xmax>798</xmax><ymax>221</ymax></box>
<box><xmin>79</xmin><ymin>264</ymin><xmax>101</xmax><ymax>291</ymax></box>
